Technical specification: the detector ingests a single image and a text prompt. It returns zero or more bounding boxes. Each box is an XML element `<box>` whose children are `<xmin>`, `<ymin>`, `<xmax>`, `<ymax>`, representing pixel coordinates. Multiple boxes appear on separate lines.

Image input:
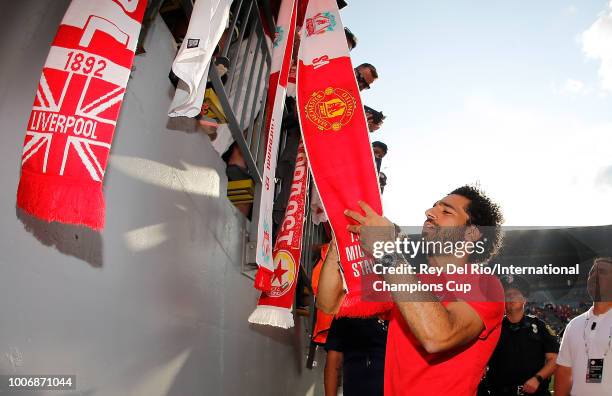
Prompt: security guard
<box><xmin>484</xmin><ymin>276</ymin><xmax>559</xmax><ymax>395</ymax></box>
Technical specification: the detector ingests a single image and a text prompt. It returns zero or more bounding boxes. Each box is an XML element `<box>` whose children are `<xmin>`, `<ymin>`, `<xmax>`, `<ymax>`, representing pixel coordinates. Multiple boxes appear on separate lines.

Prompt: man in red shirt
<box><xmin>317</xmin><ymin>185</ymin><xmax>505</xmax><ymax>395</ymax></box>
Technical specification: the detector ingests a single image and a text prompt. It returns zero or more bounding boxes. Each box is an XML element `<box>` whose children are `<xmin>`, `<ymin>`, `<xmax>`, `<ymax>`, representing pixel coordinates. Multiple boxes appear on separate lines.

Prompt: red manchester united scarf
<box><xmin>249</xmin><ymin>142</ymin><xmax>308</xmax><ymax>328</ymax></box>
<box><xmin>16</xmin><ymin>0</ymin><xmax>147</xmax><ymax>230</ymax></box>
<box><xmin>296</xmin><ymin>0</ymin><xmax>392</xmax><ymax>316</ymax></box>
<box><xmin>254</xmin><ymin>0</ymin><xmax>298</xmax><ymax>292</ymax></box>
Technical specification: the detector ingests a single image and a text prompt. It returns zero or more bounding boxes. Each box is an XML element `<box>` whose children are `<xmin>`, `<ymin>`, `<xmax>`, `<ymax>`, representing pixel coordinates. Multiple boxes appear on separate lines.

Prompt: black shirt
<box><xmin>486</xmin><ymin>315</ymin><xmax>559</xmax><ymax>395</ymax></box>
<box><xmin>325</xmin><ymin>317</ymin><xmax>388</xmax><ymax>396</ymax></box>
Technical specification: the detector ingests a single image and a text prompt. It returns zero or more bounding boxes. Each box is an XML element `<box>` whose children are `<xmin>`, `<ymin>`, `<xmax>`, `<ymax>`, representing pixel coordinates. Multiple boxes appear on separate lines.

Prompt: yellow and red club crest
<box><xmin>305</xmin><ymin>87</ymin><xmax>357</xmax><ymax>132</ymax></box>
<box><xmin>269</xmin><ymin>250</ymin><xmax>297</xmax><ymax>297</ymax></box>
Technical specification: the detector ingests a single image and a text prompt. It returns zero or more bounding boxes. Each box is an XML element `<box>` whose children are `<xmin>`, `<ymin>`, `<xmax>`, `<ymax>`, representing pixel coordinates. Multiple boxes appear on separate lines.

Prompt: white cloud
<box><xmin>382</xmin><ymin>96</ymin><xmax>612</xmax><ymax>227</ymax></box>
<box><xmin>564</xmin><ymin>79</ymin><xmax>585</xmax><ymax>93</ymax></box>
<box><xmin>564</xmin><ymin>5</ymin><xmax>577</xmax><ymax>16</ymax></box>
<box><xmin>581</xmin><ymin>4</ymin><xmax>612</xmax><ymax>91</ymax></box>
<box><xmin>553</xmin><ymin>78</ymin><xmax>589</xmax><ymax>95</ymax></box>
<box><xmin>596</xmin><ymin>165</ymin><xmax>612</xmax><ymax>188</ymax></box>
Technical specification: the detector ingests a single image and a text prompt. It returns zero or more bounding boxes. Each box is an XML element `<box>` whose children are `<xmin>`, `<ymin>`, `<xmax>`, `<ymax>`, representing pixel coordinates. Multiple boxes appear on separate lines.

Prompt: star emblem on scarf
<box><xmin>272</xmin><ymin>260</ymin><xmax>288</xmax><ymax>285</ymax></box>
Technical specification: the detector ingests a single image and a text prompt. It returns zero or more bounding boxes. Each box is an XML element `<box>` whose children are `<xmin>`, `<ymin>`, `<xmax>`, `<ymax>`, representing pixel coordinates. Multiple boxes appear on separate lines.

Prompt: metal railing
<box><xmin>206</xmin><ymin>1</ymin><xmax>329</xmax><ymax>317</ymax></box>
<box><xmin>203</xmin><ymin>0</ymin><xmax>275</xmax><ymax>276</ymax></box>
<box><xmin>209</xmin><ymin>0</ymin><xmax>272</xmax><ymax>181</ymax></box>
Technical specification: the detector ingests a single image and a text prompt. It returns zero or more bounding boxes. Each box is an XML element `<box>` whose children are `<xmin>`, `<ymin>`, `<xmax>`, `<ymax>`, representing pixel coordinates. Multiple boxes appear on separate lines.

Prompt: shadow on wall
<box><xmin>16</xmin><ymin>207</ymin><xmax>103</xmax><ymax>268</ymax></box>
<box><xmin>249</xmin><ymin>312</ymin><xmax>307</xmax><ymax>375</ymax></box>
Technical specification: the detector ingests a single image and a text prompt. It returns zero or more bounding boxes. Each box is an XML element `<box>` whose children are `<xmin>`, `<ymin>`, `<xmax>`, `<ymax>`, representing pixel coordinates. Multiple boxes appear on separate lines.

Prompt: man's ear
<box><xmin>464</xmin><ymin>225</ymin><xmax>481</xmax><ymax>243</ymax></box>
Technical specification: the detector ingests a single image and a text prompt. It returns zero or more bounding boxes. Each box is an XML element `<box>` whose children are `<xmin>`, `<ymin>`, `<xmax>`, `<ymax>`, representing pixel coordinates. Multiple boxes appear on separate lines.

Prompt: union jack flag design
<box><xmin>23</xmin><ymin>68</ymin><xmax>120</xmax><ymax>182</ymax></box>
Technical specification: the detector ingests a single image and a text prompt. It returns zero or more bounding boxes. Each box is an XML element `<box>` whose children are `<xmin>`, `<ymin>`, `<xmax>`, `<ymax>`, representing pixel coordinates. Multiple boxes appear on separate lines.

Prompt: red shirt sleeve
<box><xmin>469</xmin><ymin>275</ymin><xmax>505</xmax><ymax>339</ymax></box>
<box><xmin>471</xmin><ymin>300</ymin><xmax>505</xmax><ymax>339</ymax></box>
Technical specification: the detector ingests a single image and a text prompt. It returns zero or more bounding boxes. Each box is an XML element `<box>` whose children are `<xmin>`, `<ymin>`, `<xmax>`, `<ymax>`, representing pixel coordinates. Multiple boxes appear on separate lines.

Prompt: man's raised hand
<box><xmin>344</xmin><ymin>201</ymin><xmax>395</xmax><ymax>255</ymax></box>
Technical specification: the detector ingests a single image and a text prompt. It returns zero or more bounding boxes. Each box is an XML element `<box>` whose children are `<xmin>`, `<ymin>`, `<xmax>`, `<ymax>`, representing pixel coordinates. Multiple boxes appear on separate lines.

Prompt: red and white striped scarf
<box><xmin>17</xmin><ymin>0</ymin><xmax>147</xmax><ymax>230</ymax></box>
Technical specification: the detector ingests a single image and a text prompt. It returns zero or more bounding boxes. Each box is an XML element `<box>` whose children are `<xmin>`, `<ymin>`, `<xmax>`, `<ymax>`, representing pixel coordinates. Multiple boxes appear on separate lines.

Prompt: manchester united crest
<box><xmin>270</xmin><ymin>250</ymin><xmax>297</xmax><ymax>297</ymax></box>
<box><xmin>305</xmin><ymin>87</ymin><xmax>356</xmax><ymax>131</ymax></box>
<box><xmin>305</xmin><ymin>12</ymin><xmax>336</xmax><ymax>36</ymax></box>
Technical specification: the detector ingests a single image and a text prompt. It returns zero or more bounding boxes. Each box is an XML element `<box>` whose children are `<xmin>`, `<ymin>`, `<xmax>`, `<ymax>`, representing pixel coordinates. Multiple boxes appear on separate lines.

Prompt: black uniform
<box><xmin>485</xmin><ymin>315</ymin><xmax>559</xmax><ymax>396</ymax></box>
<box><xmin>325</xmin><ymin>317</ymin><xmax>388</xmax><ymax>396</ymax></box>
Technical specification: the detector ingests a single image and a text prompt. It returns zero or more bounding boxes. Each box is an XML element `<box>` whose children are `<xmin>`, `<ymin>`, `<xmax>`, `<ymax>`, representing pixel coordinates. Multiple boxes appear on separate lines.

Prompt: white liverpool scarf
<box><xmin>253</xmin><ymin>0</ymin><xmax>298</xmax><ymax>292</ymax></box>
<box><xmin>168</xmin><ymin>0</ymin><xmax>231</xmax><ymax>118</ymax></box>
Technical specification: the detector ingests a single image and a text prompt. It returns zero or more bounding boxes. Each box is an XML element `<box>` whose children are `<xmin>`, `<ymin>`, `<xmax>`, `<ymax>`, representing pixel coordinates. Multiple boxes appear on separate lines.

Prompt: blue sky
<box><xmin>342</xmin><ymin>1</ymin><xmax>612</xmax><ymax>226</ymax></box>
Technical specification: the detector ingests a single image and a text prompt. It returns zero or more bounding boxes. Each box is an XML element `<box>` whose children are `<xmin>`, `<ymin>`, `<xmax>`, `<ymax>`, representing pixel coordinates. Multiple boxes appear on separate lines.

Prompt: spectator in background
<box><xmin>345</xmin><ymin>27</ymin><xmax>357</xmax><ymax>50</ymax></box>
<box><xmin>555</xmin><ymin>257</ymin><xmax>612</xmax><ymax>396</ymax></box>
<box><xmin>484</xmin><ymin>276</ymin><xmax>559</xmax><ymax>395</ymax></box>
<box><xmin>355</xmin><ymin>63</ymin><xmax>378</xmax><ymax>91</ymax></box>
<box><xmin>222</xmin><ymin>142</ymin><xmax>252</xmax><ymax>217</ymax></box>
<box><xmin>378</xmin><ymin>172</ymin><xmax>387</xmax><ymax>193</ymax></box>
<box><xmin>372</xmin><ymin>141</ymin><xmax>387</xmax><ymax>171</ymax></box>
<box><xmin>324</xmin><ymin>315</ymin><xmax>388</xmax><ymax>396</ymax></box>
<box><xmin>372</xmin><ymin>141</ymin><xmax>388</xmax><ymax>194</ymax></box>
<box><xmin>364</xmin><ymin>105</ymin><xmax>385</xmax><ymax>132</ymax></box>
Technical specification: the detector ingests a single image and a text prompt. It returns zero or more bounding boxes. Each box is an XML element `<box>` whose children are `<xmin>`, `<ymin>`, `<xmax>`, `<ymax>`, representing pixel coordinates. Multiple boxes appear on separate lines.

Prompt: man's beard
<box><xmin>421</xmin><ymin>224</ymin><xmax>467</xmax><ymax>257</ymax></box>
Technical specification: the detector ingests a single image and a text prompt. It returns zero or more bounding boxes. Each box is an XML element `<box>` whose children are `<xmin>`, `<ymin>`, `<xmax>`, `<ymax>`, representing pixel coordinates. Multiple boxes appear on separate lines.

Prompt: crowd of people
<box><xmin>525</xmin><ymin>302</ymin><xmax>592</xmax><ymax>335</ymax></box>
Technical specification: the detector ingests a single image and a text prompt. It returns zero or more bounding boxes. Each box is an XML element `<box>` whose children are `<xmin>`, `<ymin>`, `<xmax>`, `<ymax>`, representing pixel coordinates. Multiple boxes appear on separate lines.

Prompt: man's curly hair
<box><xmin>450</xmin><ymin>185</ymin><xmax>504</xmax><ymax>263</ymax></box>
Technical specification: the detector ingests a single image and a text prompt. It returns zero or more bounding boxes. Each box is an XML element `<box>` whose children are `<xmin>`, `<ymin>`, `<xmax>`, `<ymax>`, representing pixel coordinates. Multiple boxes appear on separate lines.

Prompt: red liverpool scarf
<box><xmin>254</xmin><ymin>0</ymin><xmax>298</xmax><ymax>292</ymax></box>
<box><xmin>249</xmin><ymin>142</ymin><xmax>308</xmax><ymax>328</ymax></box>
<box><xmin>296</xmin><ymin>0</ymin><xmax>392</xmax><ymax>317</ymax></box>
<box><xmin>16</xmin><ymin>0</ymin><xmax>147</xmax><ymax>230</ymax></box>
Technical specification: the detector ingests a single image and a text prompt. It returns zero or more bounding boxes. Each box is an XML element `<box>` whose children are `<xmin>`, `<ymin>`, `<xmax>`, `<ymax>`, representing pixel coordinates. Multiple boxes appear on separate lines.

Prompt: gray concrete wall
<box><xmin>0</xmin><ymin>1</ymin><xmax>324</xmax><ymax>395</ymax></box>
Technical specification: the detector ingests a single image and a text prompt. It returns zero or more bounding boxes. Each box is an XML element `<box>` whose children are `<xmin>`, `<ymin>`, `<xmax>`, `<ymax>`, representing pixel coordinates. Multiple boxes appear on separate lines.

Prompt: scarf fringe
<box><xmin>247</xmin><ymin>305</ymin><xmax>294</xmax><ymax>329</ymax></box>
<box><xmin>17</xmin><ymin>169</ymin><xmax>104</xmax><ymax>230</ymax></box>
